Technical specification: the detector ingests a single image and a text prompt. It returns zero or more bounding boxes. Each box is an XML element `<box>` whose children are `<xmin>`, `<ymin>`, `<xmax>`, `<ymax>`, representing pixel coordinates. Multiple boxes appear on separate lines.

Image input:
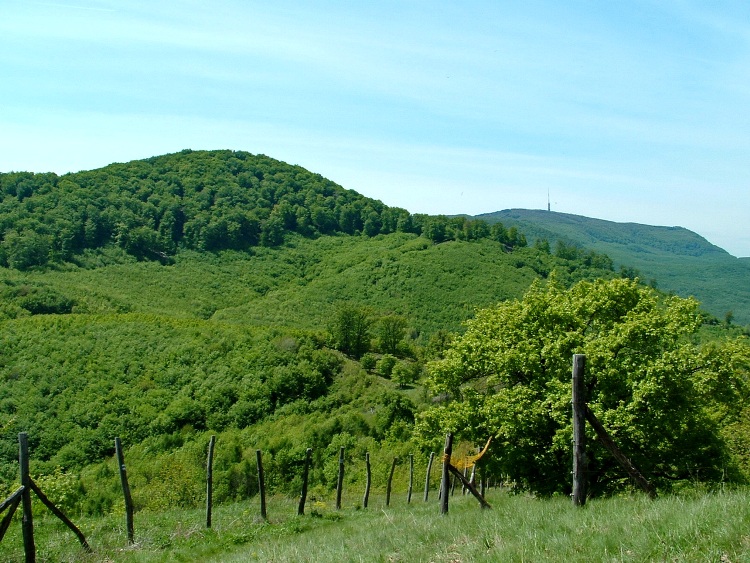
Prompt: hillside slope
<box><xmin>476</xmin><ymin>209</ymin><xmax>750</xmax><ymax>325</ymax></box>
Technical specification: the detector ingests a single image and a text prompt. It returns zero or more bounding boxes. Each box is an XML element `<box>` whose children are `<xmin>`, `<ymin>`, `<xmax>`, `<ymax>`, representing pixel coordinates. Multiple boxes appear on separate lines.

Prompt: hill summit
<box><xmin>475</xmin><ymin>209</ymin><xmax>750</xmax><ymax>324</ymax></box>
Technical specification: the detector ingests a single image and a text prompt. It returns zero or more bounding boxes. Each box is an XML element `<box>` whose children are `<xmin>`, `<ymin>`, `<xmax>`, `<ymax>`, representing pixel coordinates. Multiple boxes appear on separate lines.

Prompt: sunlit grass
<box><xmin>4</xmin><ymin>489</ymin><xmax>750</xmax><ymax>562</ymax></box>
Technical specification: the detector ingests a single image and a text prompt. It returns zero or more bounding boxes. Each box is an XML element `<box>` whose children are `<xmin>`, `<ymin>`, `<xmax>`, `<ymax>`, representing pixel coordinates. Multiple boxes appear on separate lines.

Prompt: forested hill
<box><xmin>0</xmin><ymin>149</ymin><xmax>529</xmax><ymax>269</ymax></box>
<box><xmin>475</xmin><ymin>209</ymin><xmax>750</xmax><ymax>324</ymax></box>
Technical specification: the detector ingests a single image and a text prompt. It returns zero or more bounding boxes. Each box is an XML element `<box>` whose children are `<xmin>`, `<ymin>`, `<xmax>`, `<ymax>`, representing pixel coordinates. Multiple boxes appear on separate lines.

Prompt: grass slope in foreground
<box><xmin>2</xmin><ymin>490</ymin><xmax>749</xmax><ymax>562</ymax></box>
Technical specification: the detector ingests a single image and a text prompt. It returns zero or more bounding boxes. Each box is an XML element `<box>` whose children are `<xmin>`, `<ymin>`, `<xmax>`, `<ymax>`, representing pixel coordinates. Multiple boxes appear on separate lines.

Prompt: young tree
<box><xmin>417</xmin><ymin>276</ymin><xmax>750</xmax><ymax>496</ymax></box>
<box><xmin>377</xmin><ymin>315</ymin><xmax>408</xmax><ymax>355</ymax></box>
<box><xmin>328</xmin><ymin>304</ymin><xmax>373</xmax><ymax>358</ymax></box>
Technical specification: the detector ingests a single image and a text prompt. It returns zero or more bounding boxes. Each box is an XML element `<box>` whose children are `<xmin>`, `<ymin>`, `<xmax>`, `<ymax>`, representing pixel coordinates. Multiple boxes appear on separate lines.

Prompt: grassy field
<box><xmin>4</xmin><ymin>488</ymin><xmax>750</xmax><ymax>562</ymax></box>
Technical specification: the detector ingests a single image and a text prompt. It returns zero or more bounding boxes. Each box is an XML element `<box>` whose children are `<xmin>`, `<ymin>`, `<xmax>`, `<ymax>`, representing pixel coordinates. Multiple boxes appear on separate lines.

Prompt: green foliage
<box><xmin>3</xmin><ymin>149</ymin><xmax>746</xmax><ymax>521</ymax></box>
<box><xmin>479</xmin><ymin>208</ymin><xmax>750</xmax><ymax>325</ymax></box>
<box><xmin>32</xmin><ymin>467</ymin><xmax>85</xmax><ymax>515</ymax></box>
<box><xmin>0</xmin><ymin>150</ymin><xmax>417</xmax><ymax>264</ymax></box>
<box><xmin>376</xmin><ymin>354</ymin><xmax>397</xmax><ymax>378</ymax></box>
<box><xmin>376</xmin><ymin>314</ymin><xmax>408</xmax><ymax>355</ymax></box>
<box><xmin>1</xmin><ymin>230</ymin><xmax>51</xmax><ymax>269</ymax></box>
<box><xmin>328</xmin><ymin>304</ymin><xmax>373</xmax><ymax>358</ymax></box>
<box><xmin>418</xmin><ymin>276</ymin><xmax>750</xmax><ymax>496</ymax></box>
<box><xmin>392</xmin><ymin>360</ymin><xmax>421</xmax><ymax>388</ymax></box>
<box><xmin>360</xmin><ymin>353</ymin><xmax>377</xmax><ymax>371</ymax></box>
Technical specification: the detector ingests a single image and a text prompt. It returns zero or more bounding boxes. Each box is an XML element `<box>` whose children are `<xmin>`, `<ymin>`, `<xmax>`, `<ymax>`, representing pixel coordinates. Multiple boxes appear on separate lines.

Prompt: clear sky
<box><xmin>2</xmin><ymin>1</ymin><xmax>749</xmax><ymax>256</ymax></box>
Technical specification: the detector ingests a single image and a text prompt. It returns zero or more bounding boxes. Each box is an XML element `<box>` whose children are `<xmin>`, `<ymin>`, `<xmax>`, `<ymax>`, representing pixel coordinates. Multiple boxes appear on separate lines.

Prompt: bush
<box><xmin>360</xmin><ymin>353</ymin><xmax>377</xmax><ymax>371</ymax></box>
<box><xmin>377</xmin><ymin>354</ymin><xmax>397</xmax><ymax>378</ymax></box>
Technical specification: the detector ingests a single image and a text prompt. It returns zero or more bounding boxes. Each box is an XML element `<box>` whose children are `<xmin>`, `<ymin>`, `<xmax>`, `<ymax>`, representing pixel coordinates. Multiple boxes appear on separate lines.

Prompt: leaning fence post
<box><xmin>298</xmin><ymin>448</ymin><xmax>312</xmax><ymax>516</ymax></box>
<box><xmin>19</xmin><ymin>432</ymin><xmax>35</xmax><ymax>562</ymax></box>
<box><xmin>336</xmin><ymin>447</ymin><xmax>345</xmax><ymax>510</ymax></box>
<box><xmin>256</xmin><ymin>450</ymin><xmax>267</xmax><ymax>520</ymax></box>
<box><xmin>115</xmin><ymin>437</ymin><xmax>134</xmax><ymax>544</ymax></box>
<box><xmin>363</xmin><ymin>452</ymin><xmax>371</xmax><ymax>509</ymax></box>
<box><xmin>407</xmin><ymin>454</ymin><xmax>414</xmax><ymax>504</ymax></box>
<box><xmin>424</xmin><ymin>452</ymin><xmax>434</xmax><ymax>502</ymax></box>
<box><xmin>572</xmin><ymin>354</ymin><xmax>587</xmax><ymax>507</ymax></box>
<box><xmin>441</xmin><ymin>433</ymin><xmax>453</xmax><ymax>515</ymax></box>
<box><xmin>386</xmin><ymin>457</ymin><xmax>397</xmax><ymax>507</ymax></box>
<box><xmin>206</xmin><ymin>435</ymin><xmax>216</xmax><ymax>528</ymax></box>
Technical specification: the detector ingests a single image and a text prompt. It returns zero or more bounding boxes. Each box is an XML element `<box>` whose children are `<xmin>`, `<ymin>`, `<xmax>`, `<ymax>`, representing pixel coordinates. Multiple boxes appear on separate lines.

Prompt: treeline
<box><xmin>0</xmin><ymin>150</ymin><xmax>528</xmax><ymax>269</ymax></box>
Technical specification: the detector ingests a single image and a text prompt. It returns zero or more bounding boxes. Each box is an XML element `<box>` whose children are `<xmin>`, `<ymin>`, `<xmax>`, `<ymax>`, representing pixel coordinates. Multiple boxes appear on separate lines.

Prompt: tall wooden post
<box><xmin>19</xmin><ymin>433</ymin><xmax>35</xmax><ymax>562</ymax></box>
<box><xmin>115</xmin><ymin>437</ymin><xmax>134</xmax><ymax>544</ymax></box>
<box><xmin>206</xmin><ymin>435</ymin><xmax>216</xmax><ymax>528</ymax></box>
<box><xmin>363</xmin><ymin>452</ymin><xmax>371</xmax><ymax>508</ymax></box>
<box><xmin>572</xmin><ymin>354</ymin><xmax>587</xmax><ymax>506</ymax></box>
<box><xmin>407</xmin><ymin>454</ymin><xmax>414</xmax><ymax>504</ymax></box>
<box><xmin>424</xmin><ymin>452</ymin><xmax>434</xmax><ymax>502</ymax></box>
<box><xmin>298</xmin><ymin>448</ymin><xmax>312</xmax><ymax>516</ymax></box>
<box><xmin>335</xmin><ymin>446</ymin><xmax>345</xmax><ymax>510</ymax></box>
<box><xmin>386</xmin><ymin>457</ymin><xmax>397</xmax><ymax>507</ymax></box>
<box><xmin>256</xmin><ymin>450</ymin><xmax>267</xmax><ymax>520</ymax></box>
<box><xmin>440</xmin><ymin>433</ymin><xmax>453</xmax><ymax>515</ymax></box>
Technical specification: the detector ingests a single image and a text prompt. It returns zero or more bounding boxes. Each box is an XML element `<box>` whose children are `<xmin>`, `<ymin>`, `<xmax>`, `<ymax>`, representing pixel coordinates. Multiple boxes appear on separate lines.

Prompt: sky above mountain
<box><xmin>2</xmin><ymin>1</ymin><xmax>749</xmax><ymax>256</ymax></box>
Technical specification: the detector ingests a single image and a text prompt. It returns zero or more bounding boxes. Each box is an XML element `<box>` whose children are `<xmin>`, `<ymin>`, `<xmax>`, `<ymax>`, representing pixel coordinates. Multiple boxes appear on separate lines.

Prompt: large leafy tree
<box><xmin>417</xmin><ymin>276</ymin><xmax>750</xmax><ymax>496</ymax></box>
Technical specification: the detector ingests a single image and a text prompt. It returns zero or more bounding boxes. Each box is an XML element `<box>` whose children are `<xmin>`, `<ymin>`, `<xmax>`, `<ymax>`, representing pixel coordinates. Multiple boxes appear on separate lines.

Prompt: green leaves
<box><xmin>420</xmin><ymin>277</ymin><xmax>750</xmax><ymax>495</ymax></box>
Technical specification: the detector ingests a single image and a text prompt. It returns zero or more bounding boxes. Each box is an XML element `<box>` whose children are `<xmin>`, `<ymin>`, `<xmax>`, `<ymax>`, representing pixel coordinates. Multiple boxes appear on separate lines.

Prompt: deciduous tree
<box><xmin>417</xmin><ymin>276</ymin><xmax>750</xmax><ymax>496</ymax></box>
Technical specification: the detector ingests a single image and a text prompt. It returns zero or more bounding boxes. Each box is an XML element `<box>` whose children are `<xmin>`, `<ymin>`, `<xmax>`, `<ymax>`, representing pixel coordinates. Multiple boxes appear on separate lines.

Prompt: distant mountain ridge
<box><xmin>474</xmin><ymin>209</ymin><xmax>750</xmax><ymax>325</ymax></box>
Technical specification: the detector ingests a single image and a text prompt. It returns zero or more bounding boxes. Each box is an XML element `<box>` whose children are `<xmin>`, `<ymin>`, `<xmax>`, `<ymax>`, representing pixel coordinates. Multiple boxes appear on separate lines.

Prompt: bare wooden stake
<box><xmin>424</xmin><ymin>452</ymin><xmax>434</xmax><ymax>502</ymax></box>
<box><xmin>256</xmin><ymin>449</ymin><xmax>267</xmax><ymax>520</ymax></box>
<box><xmin>407</xmin><ymin>454</ymin><xmax>414</xmax><ymax>504</ymax></box>
<box><xmin>19</xmin><ymin>433</ymin><xmax>35</xmax><ymax>562</ymax></box>
<box><xmin>298</xmin><ymin>448</ymin><xmax>312</xmax><ymax>516</ymax></box>
<box><xmin>386</xmin><ymin>457</ymin><xmax>397</xmax><ymax>507</ymax></box>
<box><xmin>0</xmin><ymin>493</ymin><xmax>21</xmax><ymax>542</ymax></box>
<box><xmin>0</xmin><ymin>485</ymin><xmax>24</xmax><ymax>515</ymax></box>
<box><xmin>115</xmin><ymin>437</ymin><xmax>134</xmax><ymax>545</ymax></box>
<box><xmin>363</xmin><ymin>452</ymin><xmax>371</xmax><ymax>509</ymax></box>
<box><xmin>336</xmin><ymin>446</ymin><xmax>345</xmax><ymax>510</ymax></box>
<box><xmin>440</xmin><ymin>433</ymin><xmax>453</xmax><ymax>515</ymax></box>
<box><xmin>206</xmin><ymin>435</ymin><xmax>216</xmax><ymax>528</ymax></box>
<box><xmin>572</xmin><ymin>354</ymin><xmax>587</xmax><ymax>507</ymax></box>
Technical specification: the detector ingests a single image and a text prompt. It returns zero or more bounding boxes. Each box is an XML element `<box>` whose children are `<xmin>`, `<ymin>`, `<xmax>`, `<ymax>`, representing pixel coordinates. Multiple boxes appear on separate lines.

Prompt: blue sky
<box><xmin>2</xmin><ymin>0</ymin><xmax>749</xmax><ymax>256</ymax></box>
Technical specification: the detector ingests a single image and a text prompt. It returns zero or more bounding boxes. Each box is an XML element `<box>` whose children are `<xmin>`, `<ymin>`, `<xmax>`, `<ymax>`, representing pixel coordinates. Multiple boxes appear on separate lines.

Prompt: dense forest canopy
<box><xmin>0</xmin><ymin>150</ymin><xmax>529</xmax><ymax>269</ymax></box>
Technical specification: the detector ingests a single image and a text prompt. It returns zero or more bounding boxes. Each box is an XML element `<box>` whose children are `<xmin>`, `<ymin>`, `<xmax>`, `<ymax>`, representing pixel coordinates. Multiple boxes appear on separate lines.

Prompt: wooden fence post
<box><xmin>424</xmin><ymin>452</ymin><xmax>434</xmax><ymax>502</ymax></box>
<box><xmin>206</xmin><ymin>435</ymin><xmax>216</xmax><ymax>528</ymax></box>
<box><xmin>336</xmin><ymin>447</ymin><xmax>345</xmax><ymax>510</ymax></box>
<box><xmin>407</xmin><ymin>454</ymin><xmax>414</xmax><ymax>504</ymax></box>
<box><xmin>298</xmin><ymin>448</ymin><xmax>312</xmax><ymax>516</ymax></box>
<box><xmin>441</xmin><ymin>433</ymin><xmax>453</xmax><ymax>515</ymax></box>
<box><xmin>572</xmin><ymin>354</ymin><xmax>587</xmax><ymax>507</ymax></box>
<box><xmin>256</xmin><ymin>450</ymin><xmax>267</xmax><ymax>520</ymax></box>
<box><xmin>19</xmin><ymin>432</ymin><xmax>35</xmax><ymax>562</ymax></box>
<box><xmin>114</xmin><ymin>437</ymin><xmax>134</xmax><ymax>544</ymax></box>
<box><xmin>363</xmin><ymin>452</ymin><xmax>371</xmax><ymax>509</ymax></box>
<box><xmin>386</xmin><ymin>457</ymin><xmax>397</xmax><ymax>507</ymax></box>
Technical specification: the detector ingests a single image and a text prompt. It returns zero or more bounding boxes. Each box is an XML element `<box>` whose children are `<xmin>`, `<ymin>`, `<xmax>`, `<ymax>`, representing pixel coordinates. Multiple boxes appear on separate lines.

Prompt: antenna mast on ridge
<box><xmin>547</xmin><ymin>189</ymin><xmax>551</xmax><ymax>212</ymax></box>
